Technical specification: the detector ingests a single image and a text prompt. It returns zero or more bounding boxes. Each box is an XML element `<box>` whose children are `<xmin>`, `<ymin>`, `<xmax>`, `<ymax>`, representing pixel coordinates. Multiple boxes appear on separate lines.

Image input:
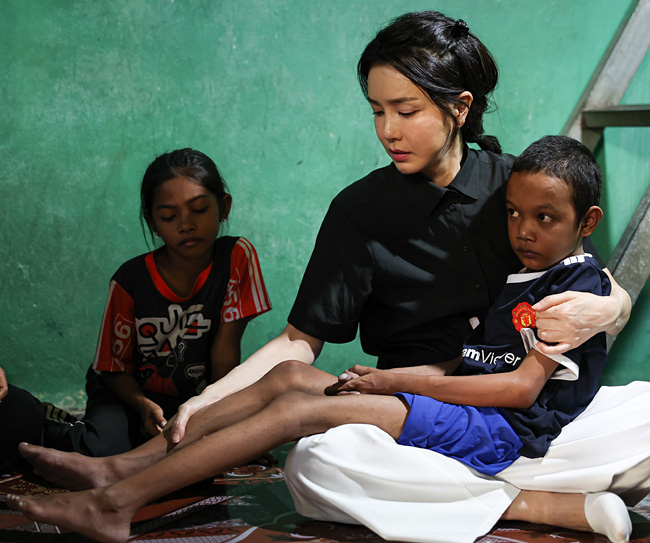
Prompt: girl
<box><xmin>52</xmin><ymin>148</ymin><xmax>271</xmax><ymax>456</ymax></box>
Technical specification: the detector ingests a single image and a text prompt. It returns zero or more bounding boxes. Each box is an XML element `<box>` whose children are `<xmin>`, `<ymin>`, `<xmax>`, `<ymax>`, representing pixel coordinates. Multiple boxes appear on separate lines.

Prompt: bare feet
<box><xmin>18</xmin><ymin>443</ymin><xmax>117</xmax><ymax>490</ymax></box>
<box><xmin>6</xmin><ymin>488</ymin><xmax>134</xmax><ymax>543</ymax></box>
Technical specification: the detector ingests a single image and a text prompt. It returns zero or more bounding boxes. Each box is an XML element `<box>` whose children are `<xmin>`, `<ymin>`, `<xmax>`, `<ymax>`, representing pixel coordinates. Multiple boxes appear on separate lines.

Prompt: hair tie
<box><xmin>451</xmin><ymin>19</ymin><xmax>469</xmax><ymax>38</ymax></box>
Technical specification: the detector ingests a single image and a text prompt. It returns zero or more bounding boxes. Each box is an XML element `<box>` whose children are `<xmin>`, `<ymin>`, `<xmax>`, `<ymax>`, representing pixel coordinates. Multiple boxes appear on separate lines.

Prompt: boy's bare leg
<box><xmin>8</xmin><ymin>391</ymin><xmax>408</xmax><ymax>543</ymax></box>
<box><xmin>503</xmin><ymin>490</ymin><xmax>631</xmax><ymax>543</ymax></box>
<box><xmin>19</xmin><ymin>361</ymin><xmax>338</xmax><ymax>490</ymax></box>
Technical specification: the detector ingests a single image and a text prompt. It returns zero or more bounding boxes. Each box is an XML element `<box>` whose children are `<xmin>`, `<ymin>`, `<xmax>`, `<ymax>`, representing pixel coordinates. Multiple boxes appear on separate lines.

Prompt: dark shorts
<box><xmin>396</xmin><ymin>393</ymin><xmax>522</xmax><ymax>475</ymax></box>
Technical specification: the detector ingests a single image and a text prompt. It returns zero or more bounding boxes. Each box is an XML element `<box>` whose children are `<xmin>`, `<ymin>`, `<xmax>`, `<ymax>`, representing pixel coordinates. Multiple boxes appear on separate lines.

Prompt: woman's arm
<box><xmin>332</xmin><ymin>349</ymin><xmax>558</xmax><ymax>409</ymax></box>
<box><xmin>169</xmin><ymin>323</ymin><xmax>324</xmax><ymax>443</ymax></box>
<box><xmin>100</xmin><ymin>372</ymin><xmax>167</xmax><ymax>436</ymax></box>
<box><xmin>209</xmin><ymin>318</ymin><xmax>251</xmax><ymax>382</ymax></box>
<box><xmin>533</xmin><ymin>269</ymin><xmax>630</xmax><ymax>355</ymax></box>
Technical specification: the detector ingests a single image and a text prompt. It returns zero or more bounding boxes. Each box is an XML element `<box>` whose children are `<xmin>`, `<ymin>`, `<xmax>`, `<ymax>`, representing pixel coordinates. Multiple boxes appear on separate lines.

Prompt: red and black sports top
<box><xmin>92</xmin><ymin>236</ymin><xmax>271</xmax><ymax>400</ymax></box>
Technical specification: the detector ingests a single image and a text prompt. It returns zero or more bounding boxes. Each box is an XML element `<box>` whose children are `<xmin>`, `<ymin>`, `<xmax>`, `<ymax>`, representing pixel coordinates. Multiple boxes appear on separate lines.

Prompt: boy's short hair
<box><xmin>511</xmin><ymin>135</ymin><xmax>602</xmax><ymax>222</ymax></box>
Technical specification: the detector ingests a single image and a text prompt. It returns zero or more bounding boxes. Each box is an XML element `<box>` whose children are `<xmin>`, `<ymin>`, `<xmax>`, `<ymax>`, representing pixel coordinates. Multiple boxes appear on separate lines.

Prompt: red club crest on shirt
<box><xmin>512</xmin><ymin>302</ymin><xmax>536</xmax><ymax>332</ymax></box>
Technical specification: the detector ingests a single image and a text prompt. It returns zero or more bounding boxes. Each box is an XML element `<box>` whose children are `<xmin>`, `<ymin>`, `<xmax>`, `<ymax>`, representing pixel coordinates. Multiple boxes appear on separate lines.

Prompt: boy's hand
<box><xmin>325</xmin><ymin>365</ymin><xmax>400</xmax><ymax>396</ymax></box>
<box><xmin>323</xmin><ymin>366</ymin><xmax>362</xmax><ymax>395</ymax></box>
<box><xmin>0</xmin><ymin>367</ymin><xmax>8</xmax><ymax>402</ymax></box>
<box><xmin>140</xmin><ymin>401</ymin><xmax>167</xmax><ymax>436</ymax></box>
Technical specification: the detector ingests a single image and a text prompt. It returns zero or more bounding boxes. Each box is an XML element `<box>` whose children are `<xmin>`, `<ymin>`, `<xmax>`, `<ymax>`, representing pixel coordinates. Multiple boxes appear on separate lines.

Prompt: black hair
<box><xmin>358</xmin><ymin>11</ymin><xmax>501</xmax><ymax>153</ymax></box>
<box><xmin>511</xmin><ymin>135</ymin><xmax>601</xmax><ymax>223</ymax></box>
<box><xmin>140</xmin><ymin>148</ymin><xmax>230</xmax><ymax>244</ymax></box>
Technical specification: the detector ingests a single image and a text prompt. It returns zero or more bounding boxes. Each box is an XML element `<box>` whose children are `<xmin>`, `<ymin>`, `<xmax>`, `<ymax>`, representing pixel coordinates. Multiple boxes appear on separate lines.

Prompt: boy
<box><xmin>8</xmin><ymin>136</ymin><xmax>629</xmax><ymax>543</ymax></box>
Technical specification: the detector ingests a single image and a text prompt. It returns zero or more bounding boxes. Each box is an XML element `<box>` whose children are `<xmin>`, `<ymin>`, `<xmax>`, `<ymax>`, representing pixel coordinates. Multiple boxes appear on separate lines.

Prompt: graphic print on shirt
<box><xmin>512</xmin><ymin>302</ymin><xmax>536</xmax><ymax>332</ymax></box>
<box><xmin>222</xmin><ymin>278</ymin><xmax>241</xmax><ymax>322</ymax></box>
<box><xmin>110</xmin><ymin>313</ymin><xmax>135</xmax><ymax>372</ymax></box>
<box><xmin>461</xmin><ymin>346</ymin><xmax>523</xmax><ymax>368</ymax></box>
<box><xmin>136</xmin><ymin>304</ymin><xmax>211</xmax><ymax>395</ymax></box>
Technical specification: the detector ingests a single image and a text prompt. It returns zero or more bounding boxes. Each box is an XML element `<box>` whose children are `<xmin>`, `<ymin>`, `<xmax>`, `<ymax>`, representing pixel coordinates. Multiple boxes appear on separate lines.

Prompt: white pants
<box><xmin>284</xmin><ymin>381</ymin><xmax>650</xmax><ymax>543</ymax></box>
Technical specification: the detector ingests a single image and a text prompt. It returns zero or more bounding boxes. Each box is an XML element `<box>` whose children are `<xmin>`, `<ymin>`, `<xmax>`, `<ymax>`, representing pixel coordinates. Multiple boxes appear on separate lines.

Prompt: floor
<box><xmin>0</xmin><ymin>444</ymin><xmax>648</xmax><ymax>543</ymax></box>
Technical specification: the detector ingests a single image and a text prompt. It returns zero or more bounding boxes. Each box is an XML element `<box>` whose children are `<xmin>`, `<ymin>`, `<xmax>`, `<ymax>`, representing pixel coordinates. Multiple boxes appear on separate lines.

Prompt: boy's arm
<box><xmin>533</xmin><ymin>269</ymin><xmax>630</xmax><ymax>355</ymax></box>
<box><xmin>386</xmin><ymin>358</ymin><xmax>462</xmax><ymax>376</ymax></box>
<box><xmin>328</xmin><ymin>358</ymin><xmax>462</xmax><ymax>394</ymax></box>
<box><xmin>332</xmin><ymin>350</ymin><xmax>559</xmax><ymax>409</ymax></box>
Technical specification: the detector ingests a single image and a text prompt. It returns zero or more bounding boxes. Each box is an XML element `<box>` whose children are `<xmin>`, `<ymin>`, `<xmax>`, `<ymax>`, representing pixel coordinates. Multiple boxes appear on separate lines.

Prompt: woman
<box><xmin>168</xmin><ymin>11</ymin><xmax>629</xmax><ymax>443</ymax></box>
<box><xmin>162</xmin><ymin>11</ymin><xmax>640</xmax><ymax>542</ymax></box>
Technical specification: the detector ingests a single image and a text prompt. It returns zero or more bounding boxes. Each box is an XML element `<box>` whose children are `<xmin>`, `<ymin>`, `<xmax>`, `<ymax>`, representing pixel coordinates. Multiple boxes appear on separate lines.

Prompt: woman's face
<box><xmin>367</xmin><ymin>64</ymin><xmax>462</xmax><ymax>185</ymax></box>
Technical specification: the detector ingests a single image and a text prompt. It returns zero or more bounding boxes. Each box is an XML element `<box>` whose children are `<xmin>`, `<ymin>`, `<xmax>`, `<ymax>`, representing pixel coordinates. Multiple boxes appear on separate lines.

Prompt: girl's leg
<box><xmin>19</xmin><ymin>361</ymin><xmax>338</xmax><ymax>490</ymax></box>
<box><xmin>0</xmin><ymin>385</ymin><xmax>45</xmax><ymax>473</ymax></box>
<box><xmin>504</xmin><ymin>490</ymin><xmax>631</xmax><ymax>543</ymax></box>
<box><xmin>9</xmin><ymin>391</ymin><xmax>408</xmax><ymax>543</ymax></box>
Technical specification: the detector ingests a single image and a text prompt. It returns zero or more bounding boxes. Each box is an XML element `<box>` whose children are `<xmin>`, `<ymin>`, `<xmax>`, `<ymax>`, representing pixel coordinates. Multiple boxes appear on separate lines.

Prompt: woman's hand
<box><xmin>167</xmin><ymin>395</ymin><xmax>211</xmax><ymax>444</ymax></box>
<box><xmin>325</xmin><ymin>365</ymin><xmax>402</xmax><ymax>396</ymax></box>
<box><xmin>0</xmin><ymin>367</ymin><xmax>8</xmax><ymax>402</ymax></box>
<box><xmin>533</xmin><ymin>268</ymin><xmax>631</xmax><ymax>355</ymax></box>
<box><xmin>533</xmin><ymin>290</ymin><xmax>621</xmax><ymax>355</ymax></box>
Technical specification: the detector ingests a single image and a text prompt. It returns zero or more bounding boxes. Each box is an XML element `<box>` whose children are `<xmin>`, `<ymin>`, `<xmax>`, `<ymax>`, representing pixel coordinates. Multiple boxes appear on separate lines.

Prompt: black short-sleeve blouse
<box><xmin>289</xmin><ymin>148</ymin><xmax>526</xmax><ymax>368</ymax></box>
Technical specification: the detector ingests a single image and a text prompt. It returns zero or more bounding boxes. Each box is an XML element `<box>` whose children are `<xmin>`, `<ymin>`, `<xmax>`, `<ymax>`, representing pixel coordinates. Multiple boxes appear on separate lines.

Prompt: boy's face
<box><xmin>506</xmin><ymin>171</ymin><xmax>583</xmax><ymax>271</ymax></box>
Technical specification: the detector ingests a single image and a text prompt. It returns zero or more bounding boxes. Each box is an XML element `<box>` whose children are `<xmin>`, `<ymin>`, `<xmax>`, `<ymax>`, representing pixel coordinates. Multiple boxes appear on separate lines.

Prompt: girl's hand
<box><xmin>0</xmin><ymin>367</ymin><xmax>8</xmax><ymax>402</ymax></box>
<box><xmin>140</xmin><ymin>402</ymin><xmax>167</xmax><ymax>437</ymax></box>
<box><xmin>325</xmin><ymin>365</ymin><xmax>400</xmax><ymax>396</ymax></box>
<box><xmin>533</xmin><ymin>290</ymin><xmax>620</xmax><ymax>355</ymax></box>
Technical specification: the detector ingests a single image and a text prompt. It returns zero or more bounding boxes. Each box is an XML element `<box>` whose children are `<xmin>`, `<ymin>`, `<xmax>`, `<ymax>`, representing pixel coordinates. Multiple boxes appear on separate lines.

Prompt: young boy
<box><xmin>8</xmin><ymin>136</ymin><xmax>629</xmax><ymax>543</ymax></box>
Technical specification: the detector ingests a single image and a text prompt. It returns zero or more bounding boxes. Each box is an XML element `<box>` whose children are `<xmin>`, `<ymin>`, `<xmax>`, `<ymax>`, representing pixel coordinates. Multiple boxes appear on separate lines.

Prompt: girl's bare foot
<box><xmin>18</xmin><ymin>443</ymin><xmax>118</xmax><ymax>490</ymax></box>
<box><xmin>6</xmin><ymin>488</ymin><xmax>134</xmax><ymax>543</ymax></box>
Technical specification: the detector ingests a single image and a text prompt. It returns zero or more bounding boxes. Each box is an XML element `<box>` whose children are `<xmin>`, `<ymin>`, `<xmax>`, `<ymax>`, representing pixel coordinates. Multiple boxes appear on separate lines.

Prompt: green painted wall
<box><xmin>1</xmin><ymin>0</ymin><xmax>648</xmax><ymax>407</ymax></box>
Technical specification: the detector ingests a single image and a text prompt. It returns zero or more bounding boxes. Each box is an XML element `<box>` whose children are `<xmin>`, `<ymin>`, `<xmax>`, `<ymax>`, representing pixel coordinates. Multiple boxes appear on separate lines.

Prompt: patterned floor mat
<box><xmin>0</xmin><ymin>445</ymin><xmax>647</xmax><ymax>543</ymax></box>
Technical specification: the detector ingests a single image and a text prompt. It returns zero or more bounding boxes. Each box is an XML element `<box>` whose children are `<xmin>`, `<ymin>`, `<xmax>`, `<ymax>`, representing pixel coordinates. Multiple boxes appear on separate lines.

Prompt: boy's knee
<box><xmin>268</xmin><ymin>390</ymin><xmax>317</xmax><ymax>422</ymax></box>
<box><xmin>267</xmin><ymin>360</ymin><xmax>312</xmax><ymax>390</ymax></box>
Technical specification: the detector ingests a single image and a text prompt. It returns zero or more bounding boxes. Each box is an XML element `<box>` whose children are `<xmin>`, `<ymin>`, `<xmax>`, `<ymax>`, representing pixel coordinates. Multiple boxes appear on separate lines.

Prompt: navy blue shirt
<box><xmin>455</xmin><ymin>254</ymin><xmax>611</xmax><ymax>457</ymax></box>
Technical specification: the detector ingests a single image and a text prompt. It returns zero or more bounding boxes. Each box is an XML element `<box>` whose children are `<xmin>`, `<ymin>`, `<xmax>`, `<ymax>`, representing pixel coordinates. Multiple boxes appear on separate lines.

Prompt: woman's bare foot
<box><xmin>18</xmin><ymin>443</ymin><xmax>118</xmax><ymax>490</ymax></box>
<box><xmin>6</xmin><ymin>487</ymin><xmax>134</xmax><ymax>543</ymax></box>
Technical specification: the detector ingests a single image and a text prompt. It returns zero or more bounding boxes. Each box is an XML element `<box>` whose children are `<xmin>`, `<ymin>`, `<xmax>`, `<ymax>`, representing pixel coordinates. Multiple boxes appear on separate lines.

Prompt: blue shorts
<box><xmin>396</xmin><ymin>393</ymin><xmax>522</xmax><ymax>475</ymax></box>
